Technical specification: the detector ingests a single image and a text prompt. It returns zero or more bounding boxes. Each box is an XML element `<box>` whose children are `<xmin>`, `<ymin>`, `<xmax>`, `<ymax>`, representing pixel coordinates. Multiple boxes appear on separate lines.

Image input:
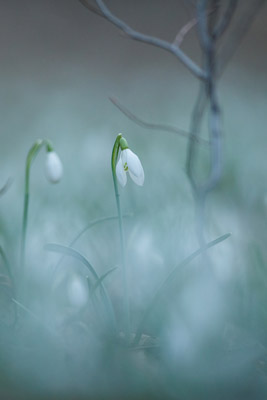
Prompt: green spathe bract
<box><xmin>119</xmin><ymin>137</ymin><xmax>129</xmax><ymax>150</ymax></box>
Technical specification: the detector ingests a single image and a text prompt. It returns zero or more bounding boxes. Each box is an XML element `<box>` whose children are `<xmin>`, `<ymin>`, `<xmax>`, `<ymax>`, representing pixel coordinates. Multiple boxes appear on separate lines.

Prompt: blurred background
<box><xmin>0</xmin><ymin>0</ymin><xmax>266</xmax><ymax>399</ymax></box>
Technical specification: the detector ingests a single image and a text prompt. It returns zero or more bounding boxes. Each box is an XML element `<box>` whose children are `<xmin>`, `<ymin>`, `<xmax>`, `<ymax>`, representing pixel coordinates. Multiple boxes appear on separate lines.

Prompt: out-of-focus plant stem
<box><xmin>20</xmin><ymin>139</ymin><xmax>52</xmax><ymax>272</ymax></box>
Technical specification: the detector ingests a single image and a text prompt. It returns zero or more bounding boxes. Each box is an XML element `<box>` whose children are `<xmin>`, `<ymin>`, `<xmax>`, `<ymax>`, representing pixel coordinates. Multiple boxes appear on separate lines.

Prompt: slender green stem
<box><xmin>20</xmin><ymin>139</ymin><xmax>51</xmax><ymax>271</ymax></box>
<box><xmin>111</xmin><ymin>134</ymin><xmax>130</xmax><ymax>342</ymax></box>
<box><xmin>0</xmin><ymin>245</ymin><xmax>15</xmax><ymax>289</ymax></box>
<box><xmin>0</xmin><ymin>246</ymin><xmax>17</xmax><ymax>325</ymax></box>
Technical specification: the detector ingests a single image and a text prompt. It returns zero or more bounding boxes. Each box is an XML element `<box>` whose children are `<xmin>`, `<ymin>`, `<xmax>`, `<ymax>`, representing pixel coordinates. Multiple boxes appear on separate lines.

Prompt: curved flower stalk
<box><xmin>111</xmin><ymin>133</ymin><xmax>144</xmax><ymax>343</ymax></box>
<box><xmin>21</xmin><ymin>139</ymin><xmax>63</xmax><ymax>271</ymax></box>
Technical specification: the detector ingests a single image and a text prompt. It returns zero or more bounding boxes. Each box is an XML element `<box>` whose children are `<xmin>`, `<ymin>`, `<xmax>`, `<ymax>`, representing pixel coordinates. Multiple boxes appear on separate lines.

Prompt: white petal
<box><xmin>45</xmin><ymin>151</ymin><xmax>63</xmax><ymax>183</ymax></box>
<box><xmin>129</xmin><ymin>169</ymin><xmax>144</xmax><ymax>186</ymax></box>
<box><xmin>124</xmin><ymin>149</ymin><xmax>144</xmax><ymax>186</ymax></box>
<box><xmin>116</xmin><ymin>157</ymin><xmax>127</xmax><ymax>187</ymax></box>
<box><xmin>121</xmin><ymin>148</ymin><xmax>128</xmax><ymax>167</ymax></box>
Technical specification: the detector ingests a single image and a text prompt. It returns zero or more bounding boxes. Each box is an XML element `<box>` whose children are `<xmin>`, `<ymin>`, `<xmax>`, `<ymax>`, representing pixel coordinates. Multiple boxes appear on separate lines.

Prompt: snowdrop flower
<box><xmin>45</xmin><ymin>151</ymin><xmax>63</xmax><ymax>183</ymax></box>
<box><xmin>116</xmin><ymin>138</ymin><xmax>144</xmax><ymax>187</ymax></box>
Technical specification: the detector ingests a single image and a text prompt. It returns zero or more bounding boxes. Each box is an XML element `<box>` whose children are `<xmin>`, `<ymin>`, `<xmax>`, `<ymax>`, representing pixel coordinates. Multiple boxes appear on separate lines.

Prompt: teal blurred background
<box><xmin>0</xmin><ymin>1</ymin><xmax>267</xmax><ymax>399</ymax></box>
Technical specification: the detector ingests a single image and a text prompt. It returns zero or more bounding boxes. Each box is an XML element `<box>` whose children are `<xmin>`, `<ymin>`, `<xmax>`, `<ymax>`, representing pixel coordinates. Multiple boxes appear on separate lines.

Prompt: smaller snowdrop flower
<box><xmin>45</xmin><ymin>150</ymin><xmax>63</xmax><ymax>183</ymax></box>
<box><xmin>116</xmin><ymin>137</ymin><xmax>144</xmax><ymax>187</ymax></box>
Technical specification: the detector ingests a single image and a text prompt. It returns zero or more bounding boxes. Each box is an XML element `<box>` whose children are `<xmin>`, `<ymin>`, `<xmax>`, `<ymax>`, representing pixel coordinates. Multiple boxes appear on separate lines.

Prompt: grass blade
<box><xmin>0</xmin><ymin>177</ymin><xmax>12</xmax><ymax>197</ymax></box>
<box><xmin>47</xmin><ymin>243</ymin><xmax>100</xmax><ymax>280</ymax></box>
<box><xmin>0</xmin><ymin>245</ymin><xmax>15</xmax><ymax>289</ymax></box>
<box><xmin>133</xmin><ymin>233</ymin><xmax>231</xmax><ymax>346</ymax></box>
<box><xmin>91</xmin><ymin>267</ymin><xmax>118</xmax><ymax>293</ymax></box>
<box><xmin>45</xmin><ymin>244</ymin><xmax>117</xmax><ymax>333</ymax></box>
<box><xmin>53</xmin><ymin>214</ymin><xmax>131</xmax><ymax>274</ymax></box>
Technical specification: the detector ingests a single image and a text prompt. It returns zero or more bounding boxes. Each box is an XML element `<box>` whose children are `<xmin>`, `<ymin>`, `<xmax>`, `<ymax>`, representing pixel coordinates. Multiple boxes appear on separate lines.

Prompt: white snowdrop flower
<box><xmin>45</xmin><ymin>151</ymin><xmax>63</xmax><ymax>183</ymax></box>
<box><xmin>68</xmin><ymin>276</ymin><xmax>88</xmax><ymax>308</ymax></box>
<box><xmin>116</xmin><ymin>148</ymin><xmax>144</xmax><ymax>187</ymax></box>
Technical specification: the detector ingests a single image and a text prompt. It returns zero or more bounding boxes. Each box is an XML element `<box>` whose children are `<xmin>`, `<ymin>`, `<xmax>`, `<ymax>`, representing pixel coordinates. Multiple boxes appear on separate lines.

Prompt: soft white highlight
<box><xmin>67</xmin><ymin>275</ymin><xmax>89</xmax><ymax>308</ymax></box>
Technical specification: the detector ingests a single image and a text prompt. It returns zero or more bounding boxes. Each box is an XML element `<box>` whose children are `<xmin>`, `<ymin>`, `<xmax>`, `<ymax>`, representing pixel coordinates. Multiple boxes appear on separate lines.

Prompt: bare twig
<box><xmin>197</xmin><ymin>0</ymin><xmax>213</xmax><ymax>50</ymax></box>
<box><xmin>173</xmin><ymin>17</ymin><xmax>198</xmax><ymax>47</ymax></box>
<box><xmin>195</xmin><ymin>0</ymin><xmax>222</xmax><ymax>197</ymax></box>
<box><xmin>186</xmin><ymin>83</ymin><xmax>208</xmax><ymax>193</ymax></box>
<box><xmin>78</xmin><ymin>0</ymin><xmax>105</xmax><ymax>18</ymax></box>
<box><xmin>84</xmin><ymin>0</ymin><xmax>206</xmax><ymax>80</ymax></box>
<box><xmin>213</xmin><ymin>0</ymin><xmax>239</xmax><ymax>40</ymax></box>
<box><xmin>183</xmin><ymin>0</ymin><xmax>224</xmax><ymax>246</ymax></box>
<box><xmin>109</xmin><ymin>96</ymin><xmax>209</xmax><ymax>145</ymax></box>
<box><xmin>0</xmin><ymin>177</ymin><xmax>12</xmax><ymax>197</ymax></box>
<box><xmin>218</xmin><ymin>0</ymin><xmax>266</xmax><ymax>74</ymax></box>
<box><xmin>173</xmin><ymin>9</ymin><xmax>214</xmax><ymax>48</ymax></box>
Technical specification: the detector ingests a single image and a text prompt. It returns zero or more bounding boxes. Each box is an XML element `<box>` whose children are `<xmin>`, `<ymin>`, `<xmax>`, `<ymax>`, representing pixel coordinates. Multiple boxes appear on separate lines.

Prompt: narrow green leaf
<box><xmin>133</xmin><ymin>233</ymin><xmax>231</xmax><ymax>346</ymax></box>
<box><xmin>53</xmin><ymin>214</ymin><xmax>131</xmax><ymax>274</ymax></box>
<box><xmin>45</xmin><ymin>244</ymin><xmax>117</xmax><ymax>332</ymax></box>
<box><xmin>0</xmin><ymin>178</ymin><xmax>12</xmax><ymax>197</ymax></box>
<box><xmin>46</xmin><ymin>243</ymin><xmax>100</xmax><ymax>280</ymax></box>
<box><xmin>0</xmin><ymin>245</ymin><xmax>14</xmax><ymax>288</ymax></box>
<box><xmin>91</xmin><ymin>267</ymin><xmax>118</xmax><ymax>293</ymax></box>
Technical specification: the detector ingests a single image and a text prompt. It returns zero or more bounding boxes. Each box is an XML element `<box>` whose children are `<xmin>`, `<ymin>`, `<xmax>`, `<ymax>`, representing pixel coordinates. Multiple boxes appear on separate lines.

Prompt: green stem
<box><xmin>111</xmin><ymin>134</ymin><xmax>130</xmax><ymax>342</ymax></box>
<box><xmin>0</xmin><ymin>245</ymin><xmax>18</xmax><ymax>325</ymax></box>
<box><xmin>20</xmin><ymin>139</ymin><xmax>51</xmax><ymax>271</ymax></box>
<box><xmin>0</xmin><ymin>245</ymin><xmax>15</xmax><ymax>288</ymax></box>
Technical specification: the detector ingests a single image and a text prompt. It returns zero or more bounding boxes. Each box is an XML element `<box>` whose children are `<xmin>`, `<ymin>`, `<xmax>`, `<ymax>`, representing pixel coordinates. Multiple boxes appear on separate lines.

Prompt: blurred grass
<box><xmin>0</xmin><ymin>0</ymin><xmax>267</xmax><ymax>399</ymax></box>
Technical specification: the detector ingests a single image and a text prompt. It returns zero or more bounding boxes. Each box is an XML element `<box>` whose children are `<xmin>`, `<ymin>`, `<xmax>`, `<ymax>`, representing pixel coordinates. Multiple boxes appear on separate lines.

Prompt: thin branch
<box><xmin>197</xmin><ymin>0</ymin><xmax>212</xmax><ymax>50</ymax></box>
<box><xmin>184</xmin><ymin>0</ymin><xmax>223</xmax><ymax>248</ymax></box>
<box><xmin>78</xmin><ymin>0</ymin><xmax>105</xmax><ymax>18</ymax></box>
<box><xmin>197</xmin><ymin>0</ymin><xmax>223</xmax><ymax>196</ymax></box>
<box><xmin>109</xmin><ymin>96</ymin><xmax>209</xmax><ymax>145</ymax></box>
<box><xmin>88</xmin><ymin>0</ymin><xmax>206</xmax><ymax>80</ymax></box>
<box><xmin>173</xmin><ymin>9</ymin><xmax>214</xmax><ymax>48</ymax></box>
<box><xmin>173</xmin><ymin>17</ymin><xmax>198</xmax><ymax>48</ymax></box>
<box><xmin>213</xmin><ymin>0</ymin><xmax>239</xmax><ymax>40</ymax></box>
<box><xmin>0</xmin><ymin>177</ymin><xmax>12</xmax><ymax>197</ymax></box>
<box><xmin>186</xmin><ymin>83</ymin><xmax>208</xmax><ymax>192</ymax></box>
<box><xmin>218</xmin><ymin>0</ymin><xmax>266</xmax><ymax>75</ymax></box>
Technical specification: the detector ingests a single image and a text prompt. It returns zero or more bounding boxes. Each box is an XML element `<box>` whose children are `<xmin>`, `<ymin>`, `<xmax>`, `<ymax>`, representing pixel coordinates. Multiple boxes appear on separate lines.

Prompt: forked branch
<box><xmin>79</xmin><ymin>0</ymin><xmax>207</xmax><ymax>80</ymax></box>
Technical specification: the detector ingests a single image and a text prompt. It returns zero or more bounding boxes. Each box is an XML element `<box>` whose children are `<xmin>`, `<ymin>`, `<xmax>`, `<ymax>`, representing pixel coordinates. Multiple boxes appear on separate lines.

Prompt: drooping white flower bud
<box><xmin>45</xmin><ymin>151</ymin><xmax>63</xmax><ymax>183</ymax></box>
